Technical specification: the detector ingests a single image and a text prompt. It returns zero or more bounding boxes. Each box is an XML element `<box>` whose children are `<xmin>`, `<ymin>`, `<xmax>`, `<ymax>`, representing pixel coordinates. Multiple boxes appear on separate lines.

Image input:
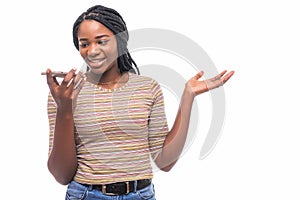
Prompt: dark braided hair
<box><xmin>72</xmin><ymin>5</ymin><xmax>140</xmax><ymax>74</ymax></box>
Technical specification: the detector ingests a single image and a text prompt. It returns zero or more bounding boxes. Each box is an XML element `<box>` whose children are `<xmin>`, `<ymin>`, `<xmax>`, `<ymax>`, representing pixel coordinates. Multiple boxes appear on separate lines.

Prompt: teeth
<box><xmin>91</xmin><ymin>60</ymin><xmax>102</xmax><ymax>63</ymax></box>
<box><xmin>88</xmin><ymin>59</ymin><xmax>105</xmax><ymax>64</ymax></box>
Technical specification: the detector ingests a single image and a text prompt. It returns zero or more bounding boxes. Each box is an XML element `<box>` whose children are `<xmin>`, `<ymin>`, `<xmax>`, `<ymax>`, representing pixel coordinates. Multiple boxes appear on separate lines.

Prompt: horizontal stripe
<box><xmin>47</xmin><ymin>72</ymin><xmax>169</xmax><ymax>184</ymax></box>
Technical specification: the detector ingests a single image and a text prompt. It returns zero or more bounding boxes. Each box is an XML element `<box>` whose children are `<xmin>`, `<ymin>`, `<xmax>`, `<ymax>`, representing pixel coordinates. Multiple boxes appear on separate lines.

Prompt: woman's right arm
<box><xmin>47</xmin><ymin>104</ymin><xmax>77</xmax><ymax>185</ymax></box>
<box><xmin>46</xmin><ymin>68</ymin><xmax>82</xmax><ymax>185</ymax></box>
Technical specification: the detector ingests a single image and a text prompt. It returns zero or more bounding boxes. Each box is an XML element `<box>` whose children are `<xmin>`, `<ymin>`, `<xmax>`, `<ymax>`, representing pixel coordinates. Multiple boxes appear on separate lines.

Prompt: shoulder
<box><xmin>128</xmin><ymin>73</ymin><xmax>163</xmax><ymax>99</ymax></box>
<box><xmin>129</xmin><ymin>72</ymin><xmax>160</xmax><ymax>87</ymax></box>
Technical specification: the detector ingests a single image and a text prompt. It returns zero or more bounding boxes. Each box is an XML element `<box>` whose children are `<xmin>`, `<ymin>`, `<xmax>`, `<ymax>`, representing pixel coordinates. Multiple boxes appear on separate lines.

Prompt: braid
<box><xmin>72</xmin><ymin>5</ymin><xmax>139</xmax><ymax>74</ymax></box>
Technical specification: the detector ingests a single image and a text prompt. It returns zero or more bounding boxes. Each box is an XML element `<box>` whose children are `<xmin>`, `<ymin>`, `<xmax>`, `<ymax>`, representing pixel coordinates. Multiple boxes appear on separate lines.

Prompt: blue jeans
<box><xmin>65</xmin><ymin>180</ymin><xmax>156</xmax><ymax>200</ymax></box>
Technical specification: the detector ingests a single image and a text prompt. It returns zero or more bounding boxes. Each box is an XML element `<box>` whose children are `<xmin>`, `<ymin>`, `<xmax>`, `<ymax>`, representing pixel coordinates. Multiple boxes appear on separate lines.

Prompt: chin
<box><xmin>88</xmin><ymin>67</ymin><xmax>106</xmax><ymax>75</ymax></box>
<box><xmin>86</xmin><ymin>62</ymin><xmax>104</xmax><ymax>72</ymax></box>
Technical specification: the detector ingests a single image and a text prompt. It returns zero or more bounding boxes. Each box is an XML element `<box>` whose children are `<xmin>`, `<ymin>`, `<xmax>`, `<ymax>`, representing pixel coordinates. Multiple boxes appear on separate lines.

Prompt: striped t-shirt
<box><xmin>47</xmin><ymin>72</ymin><xmax>169</xmax><ymax>184</ymax></box>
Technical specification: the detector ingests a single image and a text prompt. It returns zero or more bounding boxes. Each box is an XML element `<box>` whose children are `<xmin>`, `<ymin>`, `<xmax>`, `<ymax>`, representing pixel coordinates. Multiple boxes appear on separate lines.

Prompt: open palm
<box><xmin>186</xmin><ymin>70</ymin><xmax>235</xmax><ymax>96</ymax></box>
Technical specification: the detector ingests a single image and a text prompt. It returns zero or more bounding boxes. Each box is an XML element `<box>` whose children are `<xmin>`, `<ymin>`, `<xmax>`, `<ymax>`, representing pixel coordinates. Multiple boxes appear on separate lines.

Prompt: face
<box><xmin>77</xmin><ymin>20</ymin><xmax>118</xmax><ymax>75</ymax></box>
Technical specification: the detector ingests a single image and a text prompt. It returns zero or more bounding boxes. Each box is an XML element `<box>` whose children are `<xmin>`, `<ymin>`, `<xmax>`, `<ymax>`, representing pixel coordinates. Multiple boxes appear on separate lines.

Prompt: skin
<box><xmin>46</xmin><ymin>19</ymin><xmax>234</xmax><ymax>185</ymax></box>
<box><xmin>155</xmin><ymin>70</ymin><xmax>234</xmax><ymax>171</ymax></box>
<box><xmin>77</xmin><ymin>20</ymin><xmax>127</xmax><ymax>87</ymax></box>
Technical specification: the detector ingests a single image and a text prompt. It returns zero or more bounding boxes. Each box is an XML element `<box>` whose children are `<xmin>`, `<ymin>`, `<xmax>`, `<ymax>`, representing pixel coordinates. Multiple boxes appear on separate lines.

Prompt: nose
<box><xmin>88</xmin><ymin>43</ymin><xmax>101</xmax><ymax>57</ymax></box>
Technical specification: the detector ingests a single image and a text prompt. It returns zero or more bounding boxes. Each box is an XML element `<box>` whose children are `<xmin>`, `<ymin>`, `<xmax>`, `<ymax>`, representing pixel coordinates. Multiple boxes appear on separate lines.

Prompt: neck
<box><xmin>86</xmin><ymin>71</ymin><xmax>129</xmax><ymax>89</ymax></box>
<box><xmin>98</xmin><ymin>73</ymin><xmax>122</xmax><ymax>85</ymax></box>
<box><xmin>86</xmin><ymin>67</ymin><xmax>121</xmax><ymax>84</ymax></box>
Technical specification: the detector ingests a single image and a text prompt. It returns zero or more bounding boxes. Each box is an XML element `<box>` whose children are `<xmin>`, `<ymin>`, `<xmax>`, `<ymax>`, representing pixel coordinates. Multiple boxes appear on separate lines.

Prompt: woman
<box><xmin>45</xmin><ymin>5</ymin><xmax>234</xmax><ymax>200</ymax></box>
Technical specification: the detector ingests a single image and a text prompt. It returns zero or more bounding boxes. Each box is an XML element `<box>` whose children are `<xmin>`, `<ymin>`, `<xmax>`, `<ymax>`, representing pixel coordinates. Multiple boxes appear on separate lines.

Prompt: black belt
<box><xmin>87</xmin><ymin>179</ymin><xmax>151</xmax><ymax>195</ymax></box>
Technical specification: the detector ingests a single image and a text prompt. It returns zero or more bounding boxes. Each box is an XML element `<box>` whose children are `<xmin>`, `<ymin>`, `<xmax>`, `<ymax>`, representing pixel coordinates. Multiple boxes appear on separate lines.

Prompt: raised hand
<box><xmin>46</xmin><ymin>68</ymin><xmax>86</xmax><ymax>109</ymax></box>
<box><xmin>186</xmin><ymin>70</ymin><xmax>235</xmax><ymax>97</ymax></box>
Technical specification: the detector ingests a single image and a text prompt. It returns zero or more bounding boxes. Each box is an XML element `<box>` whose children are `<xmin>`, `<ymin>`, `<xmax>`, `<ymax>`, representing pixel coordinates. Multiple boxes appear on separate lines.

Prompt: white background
<box><xmin>1</xmin><ymin>0</ymin><xmax>299</xmax><ymax>199</ymax></box>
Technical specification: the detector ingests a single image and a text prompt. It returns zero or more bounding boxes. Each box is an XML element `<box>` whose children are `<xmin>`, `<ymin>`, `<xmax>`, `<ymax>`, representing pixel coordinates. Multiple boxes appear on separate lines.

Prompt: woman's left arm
<box><xmin>155</xmin><ymin>70</ymin><xmax>234</xmax><ymax>171</ymax></box>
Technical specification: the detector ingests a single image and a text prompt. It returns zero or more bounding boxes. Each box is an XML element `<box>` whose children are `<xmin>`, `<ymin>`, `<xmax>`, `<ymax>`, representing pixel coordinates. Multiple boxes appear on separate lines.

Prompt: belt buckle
<box><xmin>101</xmin><ymin>181</ymin><xmax>130</xmax><ymax>195</ymax></box>
<box><xmin>102</xmin><ymin>185</ymin><xmax>115</xmax><ymax>196</ymax></box>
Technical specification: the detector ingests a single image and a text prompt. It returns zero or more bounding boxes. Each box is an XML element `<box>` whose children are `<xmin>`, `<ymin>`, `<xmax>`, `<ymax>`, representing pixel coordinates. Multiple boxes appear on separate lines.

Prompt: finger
<box><xmin>74</xmin><ymin>71</ymin><xmax>83</xmax><ymax>84</ymax></box>
<box><xmin>193</xmin><ymin>71</ymin><xmax>204</xmax><ymax>80</ymax></box>
<box><xmin>61</xmin><ymin>68</ymin><xmax>76</xmax><ymax>88</ymax></box>
<box><xmin>73</xmin><ymin>76</ymin><xmax>86</xmax><ymax>98</ymax></box>
<box><xmin>221</xmin><ymin>71</ymin><xmax>235</xmax><ymax>84</ymax></box>
<box><xmin>46</xmin><ymin>69</ymin><xmax>59</xmax><ymax>87</ymax></box>
<box><xmin>214</xmin><ymin>70</ymin><xmax>227</xmax><ymax>80</ymax></box>
<box><xmin>74</xmin><ymin>72</ymin><xmax>86</xmax><ymax>90</ymax></box>
<box><xmin>72</xmin><ymin>73</ymin><xmax>86</xmax><ymax>108</ymax></box>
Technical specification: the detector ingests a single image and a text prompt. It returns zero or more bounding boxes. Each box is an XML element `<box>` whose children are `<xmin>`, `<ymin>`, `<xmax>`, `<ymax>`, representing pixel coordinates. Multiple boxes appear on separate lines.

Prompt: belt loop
<box><xmin>133</xmin><ymin>180</ymin><xmax>137</xmax><ymax>192</ymax></box>
<box><xmin>102</xmin><ymin>184</ymin><xmax>106</xmax><ymax>194</ymax></box>
<box><xmin>88</xmin><ymin>184</ymin><xmax>93</xmax><ymax>191</ymax></box>
<box><xmin>125</xmin><ymin>181</ymin><xmax>130</xmax><ymax>194</ymax></box>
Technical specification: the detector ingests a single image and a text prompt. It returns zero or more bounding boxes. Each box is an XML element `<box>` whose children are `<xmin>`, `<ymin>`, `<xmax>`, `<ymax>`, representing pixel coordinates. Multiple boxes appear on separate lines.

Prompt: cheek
<box><xmin>108</xmin><ymin>38</ymin><xmax>118</xmax><ymax>59</ymax></box>
<box><xmin>111</xmin><ymin>46</ymin><xmax>118</xmax><ymax>60</ymax></box>
<box><xmin>103</xmin><ymin>44</ymin><xmax>118</xmax><ymax>60</ymax></box>
<box><xmin>79</xmin><ymin>49</ymin><xmax>86</xmax><ymax>59</ymax></box>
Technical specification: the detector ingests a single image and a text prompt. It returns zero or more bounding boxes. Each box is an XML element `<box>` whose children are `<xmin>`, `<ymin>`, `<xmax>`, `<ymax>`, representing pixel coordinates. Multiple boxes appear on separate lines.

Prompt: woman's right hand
<box><xmin>46</xmin><ymin>68</ymin><xmax>85</xmax><ymax>109</ymax></box>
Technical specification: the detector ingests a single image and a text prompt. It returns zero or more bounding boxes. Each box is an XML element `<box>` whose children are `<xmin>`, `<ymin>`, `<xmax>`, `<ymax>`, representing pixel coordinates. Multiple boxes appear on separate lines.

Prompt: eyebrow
<box><xmin>79</xmin><ymin>34</ymin><xmax>110</xmax><ymax>41</ymax></box>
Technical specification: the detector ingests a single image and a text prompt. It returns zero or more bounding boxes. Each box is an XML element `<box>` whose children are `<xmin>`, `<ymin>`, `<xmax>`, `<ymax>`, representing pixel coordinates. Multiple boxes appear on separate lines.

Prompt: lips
<box><xmin>86</xmin><ymin>58</ymin><xmax>107</xmax><ymax>69</ymax></box>
<box><xmin>87</xmin><ymin>58</ymin><xmax>106</xmax><ymax>63</ymax></box>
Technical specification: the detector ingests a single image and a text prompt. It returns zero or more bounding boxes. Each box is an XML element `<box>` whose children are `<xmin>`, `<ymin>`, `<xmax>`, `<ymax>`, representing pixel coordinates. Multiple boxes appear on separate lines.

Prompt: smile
<box><xmin>86</xmin><ymin>58</ymin><xmax>106</xmax><ymax>65</ymax></box>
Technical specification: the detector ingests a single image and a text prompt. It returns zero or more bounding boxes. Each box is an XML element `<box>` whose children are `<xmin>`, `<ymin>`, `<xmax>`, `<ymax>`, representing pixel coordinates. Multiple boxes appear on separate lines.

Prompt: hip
<box><xmin>65</xmin><ymin>179</ymin><xmax>156</xmax><ymax>200</ymax></box>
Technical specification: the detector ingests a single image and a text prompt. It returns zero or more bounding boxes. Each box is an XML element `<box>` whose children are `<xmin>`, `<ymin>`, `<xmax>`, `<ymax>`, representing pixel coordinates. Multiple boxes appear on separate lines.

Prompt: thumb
<box><xmin>193</xmin><ymin>71</ymin><xmax>204</xmax><ymax>80</ymax></box>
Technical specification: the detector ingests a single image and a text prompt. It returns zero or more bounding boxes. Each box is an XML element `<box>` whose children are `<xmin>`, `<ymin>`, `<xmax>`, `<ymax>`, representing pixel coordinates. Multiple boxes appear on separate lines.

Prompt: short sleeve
<box><xmin>47</xmin><ymin>92</ymin><xmax>57</xmax><ymax>156</ymax></box>
<box><xmin>148</xmin><ymin>80</ymin><xmax>169</xmax><ymax>160</ymax></box>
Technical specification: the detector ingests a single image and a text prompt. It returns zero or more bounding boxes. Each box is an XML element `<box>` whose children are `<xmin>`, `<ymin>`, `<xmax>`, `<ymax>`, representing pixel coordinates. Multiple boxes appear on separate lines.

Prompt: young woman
<box><xmin>45</xmin><ymin>5</ymin><xmax>234</xmax><ymax>200</ymax></box>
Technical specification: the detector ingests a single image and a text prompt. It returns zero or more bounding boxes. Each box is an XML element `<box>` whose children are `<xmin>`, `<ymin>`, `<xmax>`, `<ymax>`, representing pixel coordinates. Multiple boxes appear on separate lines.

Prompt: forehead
<box><xmin>77</xmin><ymin>20</ymin><xmax>114</xmax><ymax>37</ymax></box>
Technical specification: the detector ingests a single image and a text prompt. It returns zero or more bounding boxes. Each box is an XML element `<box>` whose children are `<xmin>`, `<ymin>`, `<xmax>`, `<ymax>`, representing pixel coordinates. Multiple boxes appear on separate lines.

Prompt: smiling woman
<box><xmin>77</xmin><ymin>20</ymin><xmax>121</xmax><ymax>86</ymax></box>
<box><xmin>44</xmin><ymin>4</ymin><xmax>234</xmax><ymax>200</ymax></box>
<box><xmin>72</xmin><ymin>5</ymin><xmax>139</xmax><ymax>76</ymax></box>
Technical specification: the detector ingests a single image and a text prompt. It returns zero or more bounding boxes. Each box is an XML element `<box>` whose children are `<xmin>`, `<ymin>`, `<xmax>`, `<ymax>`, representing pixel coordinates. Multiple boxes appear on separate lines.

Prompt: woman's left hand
<box><xmin>186</xmin><ymin>70</ymin><xmax>235</xmax><ymax>97</ymax></box>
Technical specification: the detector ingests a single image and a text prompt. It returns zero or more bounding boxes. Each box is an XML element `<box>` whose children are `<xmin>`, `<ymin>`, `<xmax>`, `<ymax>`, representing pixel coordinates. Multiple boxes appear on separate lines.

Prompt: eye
<box><xmin>98</xmin><ymin>40</ymin><xmax>109</xmax><ymax>45</ymax></box>
<box><xmin>79</xmin><ymin>43</ymin><xmax>88</xmax><ymax>48</ymax></box>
